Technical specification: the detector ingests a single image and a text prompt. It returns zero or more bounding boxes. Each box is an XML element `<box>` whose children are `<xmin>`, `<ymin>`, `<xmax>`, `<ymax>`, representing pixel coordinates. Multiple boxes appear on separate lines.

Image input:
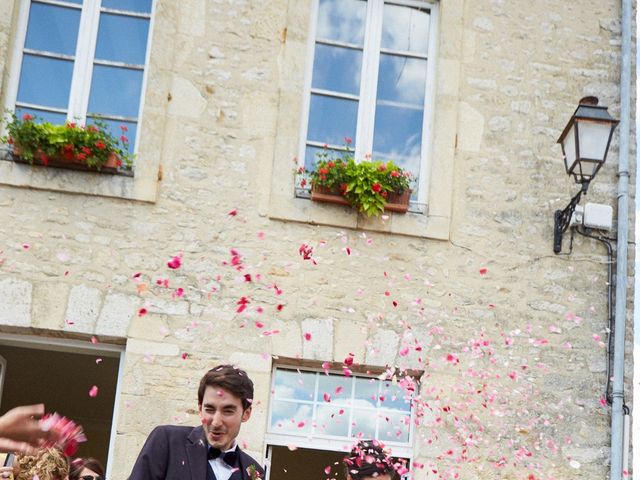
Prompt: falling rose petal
<box><xmin>324</xmin><ymin>466</ymin><xmax>332</xmax><ymax>475</ymax></box>
<box><xmin>399</xmin><ymin>346</ymin><xmax>410</xmax><ymax>356</ymax></box>
<box><xmin>257</xmin><ymin>231</ymin><xmax>265</xmax><ymax>240</ymax></box>
<box><xmin>479</xmin><ymin>267</ymin><xmax>488</xmax><ymax>275</ymax></box>
<box><xmin>95</xmin><ymin>358</ymin><xmax>103</xmax><ymax>364</ymax></box>
<box><xmin>446</xmin><ymin>353</ymin><xmax>459</xmax><ymax>364</ymax></box>
<box><xmin>167</xmin><ymin>254</ymin><xmax>182</xmax><ymax>269</ymax></box>
<box><xmin>138</xmin><ymin>308</ymin><xmax>148</xmax><ymax>317</ymax></box>
<box><xmin>90</xmin><ymin>336</ymin><xmax>98</xmax><ymax>344</ymax></box>
<box><xmin>323</xmin><ymin>392</ymin><xmax>331</xmax><ymax>402</ymax></box>
<box><xmin>175</xmin><ymin>287</ymin><xmax>184</xmax><ymax>297</ymax></box>
<box><xmin>321</xmin><ymin>361</ymin><xmax>330</xmax><ymax>374</ymax></box>
<box><xmin>593</xmin><ymin>334</ymin><xmax>601</xmax><ymax>342</ymax></box>
<box><xmin>297</xmin><ymin>421</ymin><xmax>305</xmax><ymax>428</ymax></box>
<box><xmin>22</xmin><ymin>243</ymin><xmax>30</xmax><ymax>250</ymax></box>
<box><xmin>181</xmin><ymin>352</ymin><xmax>188</xmax><ymax>360</ymax></box>
<box><xmin>89</xmin><ymin>386</ymin><xmax>99</xmax><ymax>397</ymax></box>
<box><xmin>345</xmin><ymin>247</ymin><xmax>351</xmax><ymax>255</ymax></box>
<box><xmin>255</xmin><ymin>321</ymin><xmax>265</xmax><ymax>329</ymax></box>
<box><xmin>276</xmin><ymin>304</ymin><xmax>284</xmax><ymax>311</ymax></box>
<box><xmin>304</xmin><ymin>332</ymin><xmax>312</xmax><ymax>341</ymax></box>
<box><xmin>228</xmin><ymin>209</ymin><xmax>238</xmax><ymax>216</ymax></box>
<box><xmin>344</xmin><ymin>353</ymin><xmax>354</xmax><ymax>366</ymax></box>
<box><xmin>244</xmin><ymin>274</ymin><xmax>252</xmax><ymax>282</ymax></box>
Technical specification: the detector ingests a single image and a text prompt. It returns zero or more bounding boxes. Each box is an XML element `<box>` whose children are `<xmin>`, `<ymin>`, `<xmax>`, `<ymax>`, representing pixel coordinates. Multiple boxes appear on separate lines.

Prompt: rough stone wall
<box><xmin>0</xmin><ymin>0</ymin><xmax>634</xmax><ymax>479</ymax></box>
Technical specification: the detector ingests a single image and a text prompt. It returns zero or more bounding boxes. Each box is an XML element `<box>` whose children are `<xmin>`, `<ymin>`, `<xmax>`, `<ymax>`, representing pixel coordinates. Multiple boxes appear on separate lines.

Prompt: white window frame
<box><xmin>297</xmin><ymin>0</ymin><xmax>439</xmax><ymax>212</ymax></box>
<box><xmin>0</xmin><ymin>332</ymin><xmax>125</xmax><ymax>480</ymax></box>
<box><xmin>3</xmin><ymin>0</ymin><xmax>155</xmax><ymax>159</ymax></box>
<box><xmin>0</xmin><ymin>354</ymin><xmax>6</xmax><ymax>411</ymax></box>
<box><xmin>265</xmin><ymin>365</ymin><xmax>416</xmax><ymax>460</ymax></box>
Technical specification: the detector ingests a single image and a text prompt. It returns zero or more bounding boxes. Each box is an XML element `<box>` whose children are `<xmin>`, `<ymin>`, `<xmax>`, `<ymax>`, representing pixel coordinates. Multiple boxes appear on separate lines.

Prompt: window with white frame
<box><xmin>266</xmin><ymin>367</ymin><xmax>415</xmax><ymax>457</ymax></box>
<box><xmin>299</xmin><ymin>0</ymin><xmax>437</xmax><ymax>207</ymax></box>
<box><xmin>6</xmin><ymin>0</ymin><xmax>153</xmax><ymax>159</ymax></box>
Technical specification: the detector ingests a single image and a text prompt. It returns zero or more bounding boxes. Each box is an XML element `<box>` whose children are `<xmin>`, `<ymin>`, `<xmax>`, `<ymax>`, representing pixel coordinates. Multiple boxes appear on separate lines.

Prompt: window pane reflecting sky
<box><xmin>307</xmin><ymin>95</ymin><xmax>357</xmax><ymax>147</ymax></box>
<box><xmin>95</xmin><ymin>13</ymin><xmax>149</xmax><ymax>64</ymax></box>
<box><xmin>377</xmin><ymin>54</ymin><xmax>427</xmax><ymax>105</ymax></box>
<box><xmin>312</xmin><ymin>44</ymin><xmax>362</xmax><ymax>95</ymax></box>
<box><xmin>102</xmin><ymin>0</ymin><xmax>152</xmax><ymax>13</ymax></box>
<box><xmin>18</xmin><ymin>55</ymin><xmax>73</xmax><ymax>108</ymax></box>
<box><xmin>317</xmin><ymin>0</ymin><xmax>366</xmax><ymax>45</ymax></box>
<box><xmin>88</xmin><ymin>65</ymin><xmax>144</xmax><ymax>118</ymax></box>
<box><xmin>373</xmin><ymin>104</ymin><xmax>423</xmax><ymax>172</ymax></box>
<box><xmin>15</xmin><ymin>107</ymin><xmax>67</xmax><ymax>125</ymax></box>
<box><xmin>25</xmin><ymin>3</ymin><xmax>80</xmax><ymax>56</ymax></box>
<box><xmin>381</xmin><ymin>4</ymin><xmax>430</xmax><ymax>54</ymax></box>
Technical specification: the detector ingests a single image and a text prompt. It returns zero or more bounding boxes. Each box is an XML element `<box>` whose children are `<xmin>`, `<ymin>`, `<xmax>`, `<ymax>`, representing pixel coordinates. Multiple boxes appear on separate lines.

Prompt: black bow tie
<box><xmin>208</xmin><ymin>447</ymin><xmax>238</xmax><ymax>467</ymax></box>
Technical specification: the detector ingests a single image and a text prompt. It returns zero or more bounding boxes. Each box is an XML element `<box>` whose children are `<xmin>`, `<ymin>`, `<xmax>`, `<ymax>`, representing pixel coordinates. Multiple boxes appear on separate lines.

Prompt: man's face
<box><xmin>198</xmin><ymin>385</ymin><xmax>251</xmax><ymax>450</ymax></box>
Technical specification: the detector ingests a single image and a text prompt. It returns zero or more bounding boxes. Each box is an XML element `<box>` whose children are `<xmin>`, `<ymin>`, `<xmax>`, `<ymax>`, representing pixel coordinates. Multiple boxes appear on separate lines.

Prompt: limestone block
<box><xmin>0</xmin><ymin>277</ymin><xmax>32</xmax><ymax>327</ymax></box>
<box><xmin>334</xmin><ymin>321</ymin><xmax>366</xmax><ymax>364</ymax></box>
<box><xmin>457</xmin><ymin>102</ymin><xmax>484</xmax><ymax>152</ymax></box>
<box><xmin>64</xmin><ymin>284</ymin><xmax>102</xmax><ymax>333</ymax></box>
<box><xmin>271</xmin><ymin>319</ymin><xmax>302</xmax><ymax>357</ymax></box>
<box><xmin>365</xmin><ymin>329</ymin><xmax>400</xmax><ymax>367</ymax></box>
<box><xmin>229</xmin><ymin>351</ymin><xmax>272</xmax><ymax>373</ymax></box>
<box><xmin>301</xmin><ymin>318</ymin><xmax>334</xmax><ymax>360</ymax></box>
<box><xmin>31</xmin><ymin>282</ymin><xmax>68</xmax><ymax>329</ymax></box>
<box><xmin>127</xmin><ymin>339</ymin><xmax>180</xmax><ymax>356</ymax></box>
<box><xmin>167</xmin><ymin>77</ymin><xmax>206</xmax><ymax>118</ymax></box>
<box><xmin>147</xmin><ymin>298</ymin><xmax>189</xmax><ymax>316</ymax></box>
<box><xmin>178</xmin><ymin>0</ymin><xmax>205</xmax><ymax>36</ymax></box>
<box><xmin>96</xmin><ymin>293</ymin><xmax>140</xmax><ymax>337</ymax></box>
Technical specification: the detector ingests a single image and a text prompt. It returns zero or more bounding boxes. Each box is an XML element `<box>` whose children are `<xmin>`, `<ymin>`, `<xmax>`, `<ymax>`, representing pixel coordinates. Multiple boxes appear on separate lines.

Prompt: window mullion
<box><xmin>355</xmin><ymin>0</ymin><xmax>383</xmax><ymax>163</ymax></box>
<box><xmin>417</xmin><ymin>2</ymin><xmax>438</xmax><ymax>207</ymax></box>
<box><xmin>68</xmin><ymin>0</ymin><xmax>101</xmax><ymax>123</ymax></box>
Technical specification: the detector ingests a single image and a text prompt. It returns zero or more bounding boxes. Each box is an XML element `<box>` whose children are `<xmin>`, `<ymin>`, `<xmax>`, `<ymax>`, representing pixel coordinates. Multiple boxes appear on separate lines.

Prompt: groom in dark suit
<box><xmin>129</xmin><ymin>364</ymin><xmax>265</xmax><ymax>480</ymax></box>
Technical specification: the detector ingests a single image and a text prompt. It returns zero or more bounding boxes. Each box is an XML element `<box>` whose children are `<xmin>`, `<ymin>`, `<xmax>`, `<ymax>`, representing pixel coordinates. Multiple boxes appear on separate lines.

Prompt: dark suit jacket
<box><xmin>128</xmin><ymin>425</ymin><xmax>265</xmax><ymax>480</ymax></box>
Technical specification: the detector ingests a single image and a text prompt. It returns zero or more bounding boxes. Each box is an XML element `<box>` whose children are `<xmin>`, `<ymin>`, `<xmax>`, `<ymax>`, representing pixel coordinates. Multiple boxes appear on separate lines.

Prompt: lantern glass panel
<box><xmin>577</xmin><ymin>120</ymin><xmax>611</xmax><ymax>161</ymax></box>
<box><xmin>562</xmin><ymin>124</ymin><xmax>576</xmax><ymax>172</ymax></box>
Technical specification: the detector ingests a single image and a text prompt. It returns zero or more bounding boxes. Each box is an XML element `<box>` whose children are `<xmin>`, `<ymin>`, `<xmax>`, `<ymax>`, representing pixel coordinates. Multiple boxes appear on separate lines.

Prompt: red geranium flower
<box><xmin>22</xmin><ymin>113</ymin><xmax>33</xmax><ymax>121</ymax></box>
<box><xmin>95</xmin><ymin>141</ymin><xmax>106</xmax><ymax>149</ymax></box>
<box><xmin>372</xmin><ymin>182</ymin><xmax>382</xmax><ymax>193</ymax></box>
<box><xmin>87</xmin><ymin>125</ymin><xmax>98</xmax><ymax>133</ymax></box>
<box><xmin>120</xmin><ymin>135</ymin><xmax>128</xmax><ymax>143</ymax></box>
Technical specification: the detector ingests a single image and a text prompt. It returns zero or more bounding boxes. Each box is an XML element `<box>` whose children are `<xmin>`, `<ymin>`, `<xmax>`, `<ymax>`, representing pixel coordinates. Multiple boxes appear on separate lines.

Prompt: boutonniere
<box><xmin>246</xmin><ymin>464</ymin><xmax>263</xmax><ymax>480</ymax></box>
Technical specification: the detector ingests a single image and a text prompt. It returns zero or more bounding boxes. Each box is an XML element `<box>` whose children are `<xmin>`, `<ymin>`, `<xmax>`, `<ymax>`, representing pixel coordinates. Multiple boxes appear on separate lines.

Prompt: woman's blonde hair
<box><xmin>15</xmin><ymin>448</ymin><xmax>69</xmax><ymax>480</ymax></box>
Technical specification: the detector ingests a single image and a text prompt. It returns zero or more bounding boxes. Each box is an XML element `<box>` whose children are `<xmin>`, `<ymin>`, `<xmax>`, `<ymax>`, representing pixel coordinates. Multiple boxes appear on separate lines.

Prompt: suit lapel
<box><xmin>186</xmin><ymin>426</ymin><xmax>209</xmax><ymax>480</ymax></box>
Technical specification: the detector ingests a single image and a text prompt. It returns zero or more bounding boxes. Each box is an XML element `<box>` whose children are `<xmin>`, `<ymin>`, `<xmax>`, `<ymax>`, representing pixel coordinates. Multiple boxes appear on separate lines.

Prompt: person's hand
<box><xmin>0</xmin><ymin>437</ymin><xmax>36</xmax><ymax>455</ymax></box>
<box><xmin>0</xmin><ymin>465</ymin><xmax>14</xmax><ymax>479</ymax></box>
<box><xmin>0</xmin><ymin>404</ymin><xmax>53</xmax><ymax>446</ymax></box>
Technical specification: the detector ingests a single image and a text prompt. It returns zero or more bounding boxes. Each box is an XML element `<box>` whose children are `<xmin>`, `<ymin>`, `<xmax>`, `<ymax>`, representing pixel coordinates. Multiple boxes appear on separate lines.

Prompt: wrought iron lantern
<box><xmin>553</xmin><ymin>97</ymin><xmax>619</xmax><ymax>253</ymax></box>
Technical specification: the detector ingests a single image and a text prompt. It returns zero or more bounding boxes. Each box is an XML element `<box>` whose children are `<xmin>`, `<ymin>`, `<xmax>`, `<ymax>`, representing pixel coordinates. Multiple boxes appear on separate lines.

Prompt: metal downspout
<box><xmin>610</xmin><ymin>0</ymin><xmax>632</xmax><ymax>477</ymax></box>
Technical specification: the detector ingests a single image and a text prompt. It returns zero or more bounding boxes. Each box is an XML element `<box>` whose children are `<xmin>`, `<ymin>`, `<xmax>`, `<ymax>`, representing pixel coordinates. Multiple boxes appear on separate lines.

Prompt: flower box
<box><xmin>310</xmin><ymin>184</ymin><xmax>350</xmax><ymax>206</ymax></box>
<box><xmin>311</xmin><ymin>183</ymin><xmax>410</xmax><ymax>213</ymax></box>
<box><xmin>12</xmin><ymin>145</ymin><xmax>120</xmax><ymax>174</ymax></box>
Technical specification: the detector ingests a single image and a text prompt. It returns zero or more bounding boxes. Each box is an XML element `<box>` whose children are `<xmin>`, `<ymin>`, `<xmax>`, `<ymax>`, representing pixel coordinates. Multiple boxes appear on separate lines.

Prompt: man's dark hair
<box><xmin>343</xmin><ymin>440</ymin><xmax>398</xmax><ymax>480</ymax></box>
<box><xmin>198</xmin><ymin>364</ymin><xmax>254</xmax><ymax>410</ymax></box>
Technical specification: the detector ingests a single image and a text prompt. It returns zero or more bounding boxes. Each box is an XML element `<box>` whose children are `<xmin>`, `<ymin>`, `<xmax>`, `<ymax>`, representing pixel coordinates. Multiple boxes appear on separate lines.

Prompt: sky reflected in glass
<box><xmin>312</xmin><ymin>44</ymin><xmax>362</xmax><ymax>95</ymax></box>
<box><xmin>377</xmin><ymin>54</ymin><xmax>427</xmax><ymax>105</ymax></box>
<box><xmin>270</xmin><ymin>400</ymin><xmax>312</xmax><ymax>434</ymax></box>
<box><xmin>373</xmin><ymin>104</ymin><xmax>423</xmax><ymax>171</ymax></box>
<box><xmin>381</xmin><ymin>4</ymin><xmax>430</xmax><ymax>54</ymax></box>
<box><xmin>307</xmin><ymin>95</ymin><xmax>357</xmax><ymax>147</ymax></box>
<box><xmin>102</xmin><ymin>0</ymin><xmax>152</xmax><ymax>13</ymax></box>
<box><xmin>274</xmin><ymin>370</ymin><xmax>315</xmax><ymax>401</ymax></box>
<box><xmin>95</xmin><ymin>13</ymin><xmax>149</xmax><ymax>64</ymax></box>
<box><xmin>316</xmin><ymin>404</ymin><xmax>349</xmax><ymax>436</ymax></box>
<box><xmin>88</xmin><ymin>65</ymin><xmax>144</xmax><ymax>118</ymax></box>
<box><xmin>378</xmin><ymin>411</ymin><xmax>411</xmax><ymax>443</ymax></box>
<box><xmin>352</xmin><ymin>409</ymin><xmax>377</xmax><ymax>438</ymax></box>
<box><xmin>18</xmin><ymin>55</ymin><xmax>73</xmax><ymax>109</ymax></box>
<box><xmin>25</xmin><ymin>3</ymin><xmax>80</xmax><ymax>56</ymax></box>
<box><xmin>317</xmin><ymin>0</ymin><xmax>366</xmax><ymax>45</ymax></box>
<box><xmin>316</xmin><ymin>374</ymin><xmax>351</xmax><ymax>405</ymax></box>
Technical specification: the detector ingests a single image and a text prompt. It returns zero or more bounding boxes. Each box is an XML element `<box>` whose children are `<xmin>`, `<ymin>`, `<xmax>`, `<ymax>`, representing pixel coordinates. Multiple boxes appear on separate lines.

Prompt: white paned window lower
<box><xmin>5</xmin><ymin>0</ymin><xmax>153</xmax><ymax>161</ymax></box>
<box><xmin>298</xmin><ymin>0</ymin><xmax>438</xmax><ymax>210</ymax></box>
<box><xmin>266</xmin><ymin>367</ymin><xmax>416</xmax><ymax>459</ymax></box>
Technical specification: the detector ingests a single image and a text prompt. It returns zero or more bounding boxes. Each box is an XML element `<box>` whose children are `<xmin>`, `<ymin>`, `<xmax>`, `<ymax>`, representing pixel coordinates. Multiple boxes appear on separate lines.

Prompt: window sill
<box><xmin>268</xmin><ymin>192</ymin><xmax>450</xmax><ymax>240</ymax></box>
<box><xmin>0</xmin><ymin>146</ymin><xmax>158</xmax><ymax>202</ymax></box>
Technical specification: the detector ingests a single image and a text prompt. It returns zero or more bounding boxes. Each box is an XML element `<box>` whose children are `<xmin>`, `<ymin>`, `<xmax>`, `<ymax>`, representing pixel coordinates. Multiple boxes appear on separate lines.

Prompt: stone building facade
<box><xmin>0</xmin><ymin>0</ymin><xmax>634</xmax><ymax>479</ymax></box>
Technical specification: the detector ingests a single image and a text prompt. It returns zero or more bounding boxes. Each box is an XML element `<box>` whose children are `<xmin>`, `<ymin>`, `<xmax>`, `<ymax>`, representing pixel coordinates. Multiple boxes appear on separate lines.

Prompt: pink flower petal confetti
<box><xmin>89</xmin><ymin>385</ymin><xmax>99</xmax><ymax>397</ymax></box>
<box><xmin>167</xmin><ymin>254</ymin><xmax>182</xmax><ymax>269</ymax></box>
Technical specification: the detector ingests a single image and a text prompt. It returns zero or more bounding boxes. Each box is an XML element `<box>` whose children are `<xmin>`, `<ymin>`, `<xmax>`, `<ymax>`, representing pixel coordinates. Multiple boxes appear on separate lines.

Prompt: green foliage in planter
<box><xmin>309</xmin><ymin>148</ymin><xmax>412</xmax><ymax>216</ymax></box>
<box><xmin>1</xmin><ymin>112</ymin><xmax>133</xmax><ymax>170</ymax></box>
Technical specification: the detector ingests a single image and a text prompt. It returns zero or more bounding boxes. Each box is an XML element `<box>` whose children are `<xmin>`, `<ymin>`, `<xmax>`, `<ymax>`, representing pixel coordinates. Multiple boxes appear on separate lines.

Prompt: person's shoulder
<box><xmin>149</xmin><ymin>425</ymin><xmax>195</xmax><ymax>438</ymax></box>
